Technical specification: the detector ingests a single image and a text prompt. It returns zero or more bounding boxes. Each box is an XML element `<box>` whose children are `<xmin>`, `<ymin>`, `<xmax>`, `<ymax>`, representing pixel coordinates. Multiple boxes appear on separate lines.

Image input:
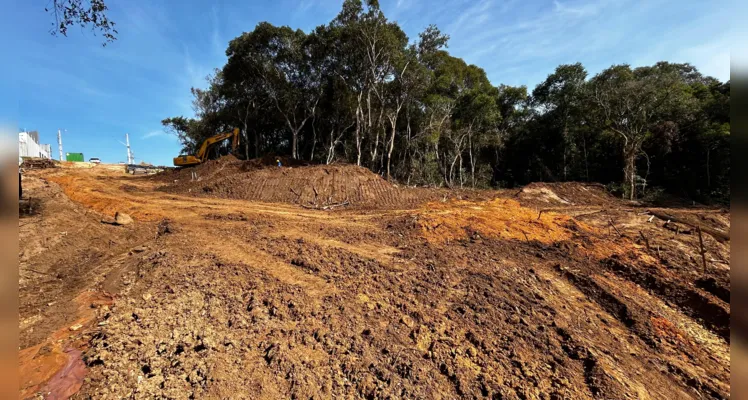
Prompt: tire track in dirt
<box><xmin>548</xmin><ymin>263</ymin><xmax>729</xmax><ymax>398</ymax></box>
<box><xmin>201</xmin><ymin>237</ymin><xmax>336</xmax><ymax>300</ymax></box>
<box><xmin>600</xmin><ymin>257</ymin><xmax>730</xmax><ymax>342</ymax></box>
<box><xmin>534</xmin><ymin>266</ymin><xmax>713</xmax><ymax>399</ymax></box>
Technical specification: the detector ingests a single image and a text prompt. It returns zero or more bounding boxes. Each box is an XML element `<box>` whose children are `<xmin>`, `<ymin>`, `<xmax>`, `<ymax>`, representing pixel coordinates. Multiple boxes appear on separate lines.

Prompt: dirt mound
<box><xmin>154</xmin><ymin>154</ymin><xmax>243</xmax><ymax>183</ymax></box>
<box><xmin>159</xmin><ymin>158</ymin><xmax>450</xmax><ymax>209</ymax></box>
<box><xmin>21</xmin><ymin>158</ymin><xmax>58</xmax><ymax>169</ymax></box>
<box><xmin>517</xmin><ymin>182</ymin><xmax>616</xmax><ymax>207</ymax></box>
<box><xmin>419</xmin><ymin>198</ymin><xmax>582</xmax><ymax>244</ymax></box>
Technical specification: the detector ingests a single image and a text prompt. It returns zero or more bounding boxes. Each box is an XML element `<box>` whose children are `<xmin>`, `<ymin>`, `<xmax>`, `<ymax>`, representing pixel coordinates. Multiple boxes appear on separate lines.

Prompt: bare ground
<box><xmin>18</xmin><ymin>163</ymin><xmax>730</xmax><ymax>399</ymax></box>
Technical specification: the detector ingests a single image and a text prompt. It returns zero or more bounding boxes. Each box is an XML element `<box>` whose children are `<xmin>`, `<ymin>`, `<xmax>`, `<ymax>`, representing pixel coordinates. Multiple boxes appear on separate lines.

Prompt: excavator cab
<box><xmin>173</xmin><ymin>128</ymin><xmax>240</xmax><ymax>167</ymax></box>
<box><xmin>173</xmin><ymin>154</ymin><xmax>202</xmax><ymax>167</ymax></box>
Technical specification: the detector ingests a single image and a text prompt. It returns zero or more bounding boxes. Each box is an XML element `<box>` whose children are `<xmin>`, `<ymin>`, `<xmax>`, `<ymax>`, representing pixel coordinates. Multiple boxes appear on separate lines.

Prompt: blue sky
<box><xmin>0</xmin><ymin>0</ymin><xmax>735</xmax><ymax>166</ymax></box>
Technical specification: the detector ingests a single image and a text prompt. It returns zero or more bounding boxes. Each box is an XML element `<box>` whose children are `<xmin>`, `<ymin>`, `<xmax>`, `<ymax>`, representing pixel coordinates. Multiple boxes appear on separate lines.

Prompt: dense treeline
<box><xmin>163</xmin><ymin>0</ymin><xmax>729</xmax><ymax>203</ymax></box>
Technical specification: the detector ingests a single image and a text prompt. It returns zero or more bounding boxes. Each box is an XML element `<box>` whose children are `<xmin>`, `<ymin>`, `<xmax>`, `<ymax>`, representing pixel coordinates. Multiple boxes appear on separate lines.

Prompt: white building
<box><xmin>19</xmin><ymin>131</ymin><xmax>52</xmax><ymax>159</ymax></box>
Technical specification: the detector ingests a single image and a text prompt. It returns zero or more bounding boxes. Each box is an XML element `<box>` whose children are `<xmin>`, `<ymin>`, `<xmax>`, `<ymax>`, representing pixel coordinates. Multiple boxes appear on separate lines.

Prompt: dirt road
<box><xmin>19</xmin><ymin>165</ymin><xmax>730</xmax><ymax>399</ymax></box>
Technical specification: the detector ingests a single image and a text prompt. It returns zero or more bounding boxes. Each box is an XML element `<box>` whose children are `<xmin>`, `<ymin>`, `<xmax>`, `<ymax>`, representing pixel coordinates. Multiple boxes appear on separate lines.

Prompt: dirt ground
<box><xmin>19</xmin><ymin>162</ymin><xmax>730</xmax><ymax>399</ymax></box>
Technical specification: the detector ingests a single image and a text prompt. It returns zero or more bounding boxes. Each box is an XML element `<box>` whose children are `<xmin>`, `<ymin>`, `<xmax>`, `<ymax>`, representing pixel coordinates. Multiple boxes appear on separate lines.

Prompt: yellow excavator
<box><xmin>173</xmin><ymin>128</ymin><xmax>240</xmax><ymax>167</ymax></box>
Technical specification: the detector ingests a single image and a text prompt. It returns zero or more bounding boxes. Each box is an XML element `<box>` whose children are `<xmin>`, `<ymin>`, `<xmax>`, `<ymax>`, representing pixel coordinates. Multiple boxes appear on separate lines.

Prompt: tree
<box><xmin>589</xmin><ymin>63</ymin><xmax>689</xmax><ymax>199</ymax></box>
<box><xmin>46</xmin><ymin>0</ymin><xmax>117</xmax><ymax>45</ymax></box>
<box><xmin>161</xmin><ymin>0</ymin><xmax>729</xmax><ymax>204</ymax></box>
<box><xmin>532</xmin><ymin>63</ymin><xmax>587</xmax><ymax>180</ymax></box>
<box><xmin>492</xmin><ymin>84</ymin><xmax>529</xmax><ymax>185</ymax></box>
<box><xmin>383</xmin><ymin>26</ymin><xmax>445</xmax><ymax>180</ymax></box>
<box><xmin>161</xmin><ymin>117</ymin><xmax>202</xmax><ymax>154</ymax></box>
<box><xmin>224</xmin><ymin>23</ymin><xmax>322</xmax><ymax>159</ymax></box>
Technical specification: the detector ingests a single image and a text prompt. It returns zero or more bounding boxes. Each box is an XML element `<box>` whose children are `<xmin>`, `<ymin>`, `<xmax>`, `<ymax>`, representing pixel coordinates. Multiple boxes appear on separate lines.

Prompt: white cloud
<box><xmin>182</xmin><ymin>44</ymin><xmax>213</xmax><ymax>91</ymax></box>
<box><xmin>553</xmin><ymin>0</ymin><xmax>602</xmax><ymax>17</ymax></box>
<box><xmin>447</xmin><ymin>0</ymin><xmax>493</xmax><ymax>36</ymax></box>
<box><xmin>142</xmin><ymin>130</ymin><xmax>167</xmax><ymax>139</ymax></box>
<box><xmin>297</xmin><ymin>0</ymin><xmax>316</xmax><ymax>14</ymax></box>
<box><xmin>678</xmin><ymin>39</ymin><xmax>731</xmax><ymax>82</ymax></box>
<box><xmin>211</xmin><ymin>5</ymin><xmax>224</xmax><ymax>57</ymax></box>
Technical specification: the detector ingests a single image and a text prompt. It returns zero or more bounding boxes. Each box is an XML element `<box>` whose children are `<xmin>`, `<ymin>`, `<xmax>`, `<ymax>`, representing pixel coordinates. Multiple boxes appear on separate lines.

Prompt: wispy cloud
<box><xmin>19</xmin><ymin>61</ymin><xmax>113</xmax><ymax>99</ymax></box>
<box><xmin>553</xmin><ymin>0</ymin><xmax>602</xmax><ymax>17</ymax></box>
<box><xmin>380</xmin><ymin>0</ymin><xmax>726</xmax><ymax>88</ymax></box>
<box><xmin>182</xmin><ymin>44</ymin><xmax>213</xmax><ymax>91</ymax></box>
<box><xmin>446</xmin><ymin>0</ymin><xmax>493</xmax><ymax>37</ymax></box>
<box><xmin>211</xmin><ymin>5</ymin><xmax>224</xmax><ymax>57</ymax></box>
<box><xmin>296</xmin><ymin>0</ymin><xmax>316</xmax><ymax>16</ymax></box>
<box><xmin>142</xmin><ymin>130</ymin><xmax>167</xmax><ymax>139</ymax></box>
<box><xmin>442</xmin><ymin>0</ymin><xmax>636</xmax><ymax>82</ymax></box>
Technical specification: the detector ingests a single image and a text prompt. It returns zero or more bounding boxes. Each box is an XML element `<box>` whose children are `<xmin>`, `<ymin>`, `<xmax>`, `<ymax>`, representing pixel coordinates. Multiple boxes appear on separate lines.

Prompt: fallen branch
<box><xmin>697</xmin><ymin>226</ymin><xmax>708</xmax><ymax>274</ymax></box>
<box><xmin>606</xmin><ymin>212</ymin><xmax>622</xmax><ymax>237</ymax></box>
<box><xmin>573</xmin><ymin>209</ymin><xmax>605</xmax><ymax>218</ymax></box>
<box><xmin>521</xmin><ymin>231</ymin><xmax>530</xmax><ymax>243</ymax></box>
<box><xmin>648</xmin><ymin>210</ymin><xmax>729</xmax><ymax>243</ymax></box>
<box><xmin>322</xmin><ymin>201</ymin><xmax>349</xmax><ymax>210</ymax></box>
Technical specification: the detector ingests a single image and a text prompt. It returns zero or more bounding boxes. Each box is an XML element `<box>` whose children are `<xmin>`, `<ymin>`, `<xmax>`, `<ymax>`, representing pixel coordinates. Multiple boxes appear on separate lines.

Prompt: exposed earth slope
<box><xmin>19</xmin><ymin>162</ymin><xmax>730</xmax><ymax>399</ymax></box>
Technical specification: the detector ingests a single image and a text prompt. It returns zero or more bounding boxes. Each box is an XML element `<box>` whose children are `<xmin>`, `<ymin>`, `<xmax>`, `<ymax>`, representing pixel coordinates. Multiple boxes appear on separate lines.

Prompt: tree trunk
<box><xmin>355</xmin><ymin>94</ymin><xmax>364</xmax><ymax>166</ymax></box>
<box><xmin>244</xmin><ymin>132</ymin><xmax>249</xmax><ymax>160</ymax></box>
<box><xmin>468</xmin><ymin>131</ymin><xmax>475</xmax><ymax>188</ymax></box>
<box><xmin>254</xmin><ymin>130</ymin><xmax>259</xmax><ymax>158</ymax></box>
<box><xmin>624</xmin><ymin>147</ymin><xmax>637</xmax><ymax>200</ymax></box>
<box><xmin>370</xmin><ymin>117</ymin><xmax>382</xmax><ymax>169</ymax></box>
<box><xmin>706</xmin><ymin>147</ymin><xmax>711</xmax><ymax>188</ymax></box>
<box><xmin>449</xmin><ymin>153</ymin><xmax>459</xmax><ymax>187</ymax></box>
<box><xmin>582</xmin><ymin>134</ymin><xmax>589</xmax><ymax>182</ymax></box>
<box><xmin>459</xmin><ymin>153</ymin><xmax>464</xmax><ymax>188</ymax></box>
<box><xmin>292</xmin><ymin>131</ymin><xmax>298</xmax><ymax>159</ymax></box>
<box><xmin>355</xmin><ymin>117</ymin><xmax>362</xmax><ymax>166</ymax></box>
<box><xmin>386</xmin><ymin>114</ymin><xmax>398</xmax><ymax>180</ymax></box>
<box><xmin>310</xmin><ymin>115</ymin><xmax>317</xmax><ymax>162</ymax></box>
<box><xmin>242</xmin><ymin>119</ymin><xmax>249</xmax><ymax>160</ymax></box>
<box><xmin>326</xmin><ymin>128</ymin><xmax>335</xmax><ymax>165</ymax></box>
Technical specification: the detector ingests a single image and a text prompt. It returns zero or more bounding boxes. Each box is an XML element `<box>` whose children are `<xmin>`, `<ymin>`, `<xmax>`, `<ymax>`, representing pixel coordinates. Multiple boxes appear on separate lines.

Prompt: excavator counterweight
<box><xmin>173</xmin><ymin>128</ymin><xmax>240</xmax><ymax>167</ymax></box>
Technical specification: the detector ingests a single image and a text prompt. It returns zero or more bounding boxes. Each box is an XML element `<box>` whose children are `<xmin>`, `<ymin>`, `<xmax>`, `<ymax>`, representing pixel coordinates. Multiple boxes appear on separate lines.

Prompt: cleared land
<box><xmin>19</xmin><ymin>160</ymin><xmax>730</xmax><ymax>399</ymax></box>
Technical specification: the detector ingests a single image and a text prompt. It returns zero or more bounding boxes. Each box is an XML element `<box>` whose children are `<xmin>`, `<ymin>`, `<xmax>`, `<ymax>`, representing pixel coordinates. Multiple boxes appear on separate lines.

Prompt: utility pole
<box><xmin>57</xmin><ymin>129</ymin><xmax>64</xmax><ymax>161</ymax></box>
<box><xmin>126</xmin><ymin>133</ymin><xmax>134</xmax><ymax>164</ymax></box>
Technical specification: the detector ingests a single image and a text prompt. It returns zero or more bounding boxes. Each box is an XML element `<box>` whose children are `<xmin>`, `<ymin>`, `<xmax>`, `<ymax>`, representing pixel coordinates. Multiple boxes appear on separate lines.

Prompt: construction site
<box><xmin>18</xmin><ymin>157</ymin><xmax>730</xmax><ymax>399</ymax></box>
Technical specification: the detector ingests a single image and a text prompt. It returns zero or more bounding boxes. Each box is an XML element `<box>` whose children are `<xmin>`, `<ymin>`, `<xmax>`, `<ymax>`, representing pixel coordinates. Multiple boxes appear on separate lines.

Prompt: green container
<box><xmin>65</xmin><ymin>152</ymin><xmax>84</xmax><ymax>162</ymax></box>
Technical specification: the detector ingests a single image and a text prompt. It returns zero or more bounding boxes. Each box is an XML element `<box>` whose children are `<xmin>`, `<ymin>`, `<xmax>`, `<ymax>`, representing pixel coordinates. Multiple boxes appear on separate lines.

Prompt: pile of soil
<box><xmin>154</xmin><ymin>155</ymin><xmax>244</xmax><ymax>184</ymax></box>
<box><xmin>21</xmin><ymin>158</ymin><xmax>58</xmax><ymax>169</ymax></box>
<box><xmin>157</xmin><ymin>156</ymin><xmax>479</xmax><ymax>209</ymax></box>
<box><xmin>517</xmin><ymin>182</ymin><xmax>616</xmax><ymax>207</ymax></box>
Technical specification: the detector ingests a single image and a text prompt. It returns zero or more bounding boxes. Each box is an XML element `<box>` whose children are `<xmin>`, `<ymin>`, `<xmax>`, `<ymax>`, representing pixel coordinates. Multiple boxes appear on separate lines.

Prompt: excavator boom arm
<box><xmin>173</xmin><ymin>128</ymin><xmax>240</xmax><ymax>167</ymax></box>
<box><xmin>196</xmin><ymin>128</ymin><xmax>240</xmax><ymax>161</ymax></box>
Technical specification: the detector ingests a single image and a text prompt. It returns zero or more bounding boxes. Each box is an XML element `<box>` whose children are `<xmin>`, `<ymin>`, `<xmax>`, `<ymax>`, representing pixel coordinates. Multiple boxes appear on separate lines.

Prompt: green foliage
<box><xmin>163</xmin><ymin>2</ymin><xmax>730</xmax><ymax>204</ymax></box>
